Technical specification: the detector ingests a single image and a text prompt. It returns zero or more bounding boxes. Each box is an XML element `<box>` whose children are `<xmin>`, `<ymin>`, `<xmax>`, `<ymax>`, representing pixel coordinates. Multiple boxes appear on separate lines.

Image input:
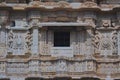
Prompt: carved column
<box><xmin>0</xmin><ymin>10</ymin><xmax>8</xmax><ymax>58</ymax></box>
<box><xmin>118</xmin><ymin>31</ymin><xmax>120</xmax><ymax>55</ymax></box>
<box><xmin>85</xmin><ymin>29</ymin><xmax>94</xmax><ymax>58</ymax></box>
<box><xmin>39</xmin><ymin>28</ymin><xmax>48</xmax><ymax>55</ymax></box>
<box><xmin>70</xmin><ymin>31</ymin><xmax>76</xmax><ymax>55</ymax></box>
<box><xmin>76</xmin><ymin>30</ymin><xmax>86</xmax><ymax>55</ymax></box>
<box><xmin>31</xmin><ymin>19</ymin><xmax>39</xmax><ymax>56</ymax></box>
<box><xmin>47</xmin><ymin>30</ymin><xmax>53</xmax><ymax>54</ymax></box>
<box><xmin>80</xmin><ymin>30</ymin><xmax>86</xmax><ymax>55</ymax></box>
<box><xmin>0</xmin><ymin>27</ymin><xmax>7</xmax><ymax>58</ymax></box>
<box><xmin>32</xmin><ymin>27</ymin><xmax>39</xmax><ymax>56</ymax></box>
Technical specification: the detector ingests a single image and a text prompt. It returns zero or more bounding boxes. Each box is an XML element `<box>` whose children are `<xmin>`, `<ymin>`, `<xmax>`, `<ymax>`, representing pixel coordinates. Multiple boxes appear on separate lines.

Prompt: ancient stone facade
<box><xmin>0</xmin><ymin>0</ymin><xmax>120</xmax><ymax>80</ymax></box>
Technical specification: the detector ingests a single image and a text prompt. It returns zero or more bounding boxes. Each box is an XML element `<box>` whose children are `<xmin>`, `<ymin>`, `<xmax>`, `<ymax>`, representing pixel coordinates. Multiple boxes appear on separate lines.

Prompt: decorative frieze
<box><xmin>7</xmin><ymin>62</ymin><xmax>28</xmax><ymax>74</ymax></box>
<box><xmin>97</xmin><ymin>63</ymin><xmax>118</xmax><ymax>74</ymax></box>
<box><xmin>29</xmin><ymin>60</ymin><xmax>39</xmax><ymax>72</ymax></box>
<box><xmin>28</xmin><ymin>11</ymin><xmax>41</xmax><ymax>20</ymax></box>
<box><xmin>56</xmin><ymin>60</ymin><xmax>67</xmax><ymax>72</ymax></box>
<box><xmin>40</xmin><ymin>61</ymin><xmax>55</xmax><ymax>72</ymax></box>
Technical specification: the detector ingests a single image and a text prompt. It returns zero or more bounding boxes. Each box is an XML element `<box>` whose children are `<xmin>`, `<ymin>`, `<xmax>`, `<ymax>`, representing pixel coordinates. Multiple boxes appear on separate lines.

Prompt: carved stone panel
<box><xmin>56</xmin><ymin>60</ymin><xmax>67</xmax><ymax>72</ymax></box>
<box><xmin>7</xmin><ymin>62</ymin><xmax>28</xmax><ymax>74</ymax></box>
<box><xmin>8</xmin><ymin>30</ymin><xmax>31</xmax><ymax>55</ymax></box>
<box><xmin>40</xmin><ymin>61</ymin><xmax>55</xmax><ymax>72</ymax></box>
<box><xmin>93</xmin><ymin>30</ymin><xmax>117</xmax><ymax>56</ymax></box>
<box><xmin>29</xmin><ymin>60</ymin><xmax>39</xmax><ymax>72</ymax></box>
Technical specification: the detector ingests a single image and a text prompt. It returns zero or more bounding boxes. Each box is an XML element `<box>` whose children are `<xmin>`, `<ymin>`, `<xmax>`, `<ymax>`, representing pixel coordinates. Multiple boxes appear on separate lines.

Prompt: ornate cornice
<box><xmin>0</xmin><ymin>1</ymin><xmax>119</xmax><ymax>12</ymax></box>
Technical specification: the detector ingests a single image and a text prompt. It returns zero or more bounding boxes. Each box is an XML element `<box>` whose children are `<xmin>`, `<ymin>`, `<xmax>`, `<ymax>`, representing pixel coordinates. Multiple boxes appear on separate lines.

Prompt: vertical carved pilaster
<box><xmin>118</xmin><ymin>31</ymin><xmax>120</xmax><ymax>55</ymax></box>
<box><xmin>39</xmin><ymin>29</ymin><xmax>50</xmax><ymax>55</ymax></box>
<box><xmin>76</xmin><ymin>31</ymin><xmax>80</xmax><ymax>55</ymax></box>
<box><xmin>80</xmin><ymin>30</ymin><xmax>86</xmax><ymax>55</ymax></box>
<box><xmin>70</xmin><ymin>31</ymin><xmax>76</xmax><ymax>55</ymax></box>
<box><xmin>0</xmin><ymin>27</ymin><xmax>7</xmax><ymax>58</ymax></box>
<box><xmin>32</xmin><ymin>28</ymin><xmax>39</xmax><ymax>56</ymax></box>
<box><xmin>47</xmin><ymin>30</ymin><xmax>53</xmax><ymax>54</ymax></box>
<box><xmin>85</xmin><ymin>29</ymin><xmax>94</xmax><ymax>58</ymax></box>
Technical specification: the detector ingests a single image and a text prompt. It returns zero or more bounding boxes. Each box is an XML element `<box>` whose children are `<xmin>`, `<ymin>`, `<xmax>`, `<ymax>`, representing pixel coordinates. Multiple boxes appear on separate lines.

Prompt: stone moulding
<box><xmin>0</xmin><ymin>1</ymin><xmax>120</xmax><ymax>12</ymax></box>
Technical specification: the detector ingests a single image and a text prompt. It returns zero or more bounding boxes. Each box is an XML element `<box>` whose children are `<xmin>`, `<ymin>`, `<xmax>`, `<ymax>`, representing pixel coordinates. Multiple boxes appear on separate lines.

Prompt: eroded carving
<box><xmin>8</xmin><ymin>30</ymin><xmax>31</xmax><ymax>55</ymax></box>
<box><xmin>57</xmin><ymin>60</ymin><xmax>67</xmax><ymax>72</ymax></box>
<box><xmin>81</xmin><ymin>1</ymin><xmax>97</xmax><ymax>8</ymax></box>
<box><xmin>93</xmin><ymin>30</ymin><xmax>117</xmax><ymax>55</ymax></box>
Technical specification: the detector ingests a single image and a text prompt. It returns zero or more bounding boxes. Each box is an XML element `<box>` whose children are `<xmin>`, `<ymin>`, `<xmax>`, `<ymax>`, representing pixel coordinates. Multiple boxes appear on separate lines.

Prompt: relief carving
<box><xmin>8</xmin><ymin>30</ymin><xmax>30</xmax><ymax>55</ymax></box>
<box><xmin>102</xmin><ymin>19</ymin><xmax>116</xmax><ymax>29</ymax></box>
<box><xmin>29</xmin><ymin>1</ymin><xmax>43</xmax><ymax>7</ymax></box>
<box><xmin>57</xmin><ymin>60</ymin><xmax>67</xmax><ymax>72</ymax></box>
<box><xmin>81</xmin><ymin>1</ymin><xmax>97</xmax><ymax>8</ymax></box>
<box><xmin>0</xmin><ymin>16</ymin><xmax>7</xmax><ymax>25</ymax></box>
<box><xmin>93</xmin><ymin>30</ymin><xmax>117</xmax><ymax>55</ymax></box>
<box><xmin>57</xmin><ymin>1</ymin><xmax>71</xmax><ymax>8</ymax></box>
<box><xmin>0</xmin><ymin>29</ymin><xmax>7</xmax><ymax>58</ymax></box>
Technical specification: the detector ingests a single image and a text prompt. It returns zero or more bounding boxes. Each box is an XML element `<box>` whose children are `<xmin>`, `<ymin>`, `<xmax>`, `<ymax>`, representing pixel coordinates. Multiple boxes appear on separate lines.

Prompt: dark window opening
<box><xmin>19</xmin><ymin>0</ymin><xmax>26</xmax><ymax>3</ymax></box>
<box><xmin>26</xmin><ymin>0</ymin><xmax>30</xmax><ymax>4</ymax></box>
<box><xmin>54</xmin><ymin>31</ymin><xmax>70</xmax><ymax>47</ymax></box>
<box><xmin>10</xmin><ymin>21</ymin><xmax>15</xmax><ymax>27</ymax></box>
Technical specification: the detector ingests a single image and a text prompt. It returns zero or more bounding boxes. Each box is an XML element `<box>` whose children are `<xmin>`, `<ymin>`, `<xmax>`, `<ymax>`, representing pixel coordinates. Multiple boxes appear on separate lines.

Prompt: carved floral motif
<box><xmin>56</xmin><ymin>60</ymin><xmax>67</xmax><ymax>72</ymax></box>
<box><xmin>81</xmin><ymin>1</ymin><xmax>98</xmax><ymax>8</ymax></box>
<box><xmin>93</xmin><ymin>31</ymin><xmax>117</xmax><ymax>55</ymax></box>
<box><xmin>8</xmin><ymin>30</ymin><xmax>31</xmax><ymax>55</ymax></box>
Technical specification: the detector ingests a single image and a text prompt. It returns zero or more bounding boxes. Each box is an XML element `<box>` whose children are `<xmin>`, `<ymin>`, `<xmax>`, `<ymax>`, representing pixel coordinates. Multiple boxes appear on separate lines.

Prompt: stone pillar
<box><xmin>32</xmin><ymin>27</ymin><xmax>39</xmax><ymax>56</ymax></box>
<box><xmin>0</xmin><ymin>26</ymin><xmax>7</xmax><ymax>58</ymax></box>
<box><xmin>85</xmin><ymin>29</ymin><xmax>94</xmax><ymax>58</ymax></box>
<box><xmin>118</xmin><ymin>31</ymin><xmax>120</xmax><ymax>55</ymax></box>
<box><xmin>70</xmin><ymin>31</ymin><xmax>76</xmax><ymax>55</ymax></box>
